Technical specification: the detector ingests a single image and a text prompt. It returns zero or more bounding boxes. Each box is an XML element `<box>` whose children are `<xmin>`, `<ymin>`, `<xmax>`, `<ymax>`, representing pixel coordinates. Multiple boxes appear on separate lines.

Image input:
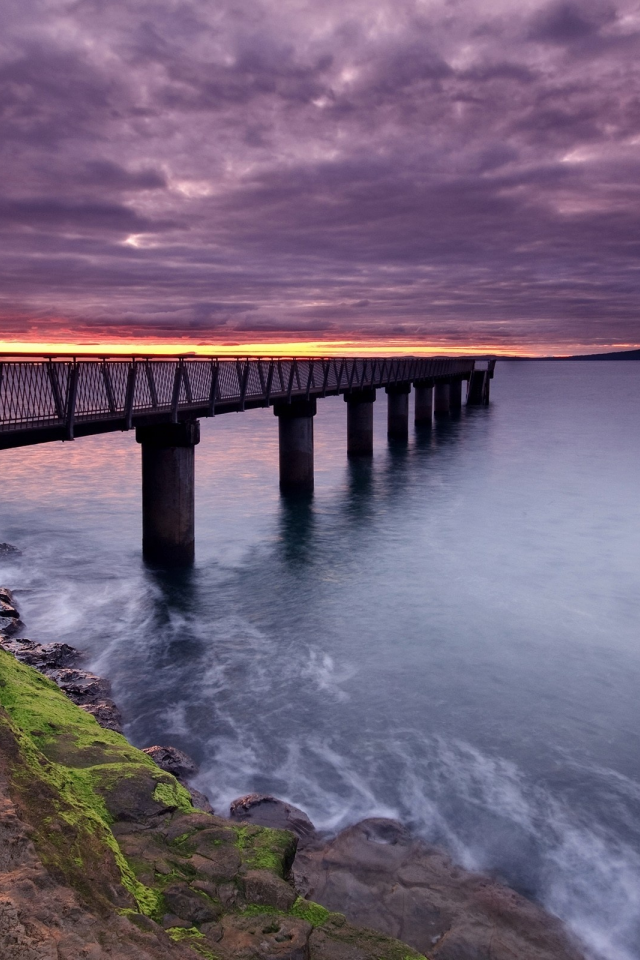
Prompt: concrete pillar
<box><xmin>385</xmin><ymin>384</ymin><xmax>411</xmax><ymax>440</ymax></box>
<box><xmin>136</xmin><ymin>420</ymin><xmax>200</xmax><ymax>565</ymax></box>
<box><xmin>345</xmin><ymin>388</ymin><xmax>376</xmax><ymax>456</ymax></box>
<box><xmin>274</xmin><ymin>398</ymin><xmax>316</xmax><ymax>492</ymax></box>
<box><xmin>449</xmin><ymin>379</ymin><xmax>462</xmax><ymax>411</ymax></box>
<box><xmin>414</xmin><ymin>383</ymin><xmax>433</xmax><ymax>426</ymax></box>
<box><xmin>434</xmin><ymin>383</ymin><xmax>450</xmax><ymax>416</ymax></box>
<box><xmin>467</xmin><ymin>369</ymin><xmax>490</xmax><ymax>405</ymax></box>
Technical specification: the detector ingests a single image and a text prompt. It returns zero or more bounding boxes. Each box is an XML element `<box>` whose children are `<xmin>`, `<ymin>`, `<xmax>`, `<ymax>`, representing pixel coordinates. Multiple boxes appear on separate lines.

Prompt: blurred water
<box><xmin>1</xmin><ymin>361</ymin><xmax>639</xmax><ymax>959</ymax></box>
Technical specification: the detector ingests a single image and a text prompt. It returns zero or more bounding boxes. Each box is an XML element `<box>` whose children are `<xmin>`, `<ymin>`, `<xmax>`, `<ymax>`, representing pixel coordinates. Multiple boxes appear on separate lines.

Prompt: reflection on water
<box><xmin>1</xmin><ymin>364</ymin><xmax>640</xmax><ymax>960</ymax></box>
<box><xmin>278</xmin><ymin>495</ymin><xmax>315</xmax><ymax>567</ymax></box>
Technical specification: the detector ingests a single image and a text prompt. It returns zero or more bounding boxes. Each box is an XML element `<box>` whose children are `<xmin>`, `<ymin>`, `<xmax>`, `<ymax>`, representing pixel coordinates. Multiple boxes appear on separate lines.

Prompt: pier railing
<box><xmin>0</xmin><ymin>356</ymin><xmax>476</xmax><ymax>448</ymax></box>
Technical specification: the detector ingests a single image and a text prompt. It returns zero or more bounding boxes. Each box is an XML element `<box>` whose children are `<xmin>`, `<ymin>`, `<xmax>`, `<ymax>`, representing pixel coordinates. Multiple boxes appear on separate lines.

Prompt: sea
<box><xmin>1</xmin><ymin>360</ymin><xmax>639</xmax><ymax>960</ymax></box>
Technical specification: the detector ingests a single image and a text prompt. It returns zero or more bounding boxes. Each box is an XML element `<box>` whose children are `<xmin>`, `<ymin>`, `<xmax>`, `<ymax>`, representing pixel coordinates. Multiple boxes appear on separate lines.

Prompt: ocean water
<box><xmin>1</xmin><ymin>360</ymin><xmax>639</xmax><ymax>959</ymax></box>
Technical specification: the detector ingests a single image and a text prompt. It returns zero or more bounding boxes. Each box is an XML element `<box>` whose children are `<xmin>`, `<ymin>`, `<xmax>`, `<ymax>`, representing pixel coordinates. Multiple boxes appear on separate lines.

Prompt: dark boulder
<box><xmin>0</xmin><ymin>637</ymin><xmax>82</xmax><ymax>670</ymax></box>
<box><xmin>240</xmin><ymin>869</ymin><xmax>298</xmax><ymax>912</ymax></box>
<box><xmin>0</xmin><ymin>617</ymin><xmax>23</xmax><ymax>637</ymax></box>
<box><xmin>162</xmin><ymin>882</ymin><xmax>222</xmax><ymax>924</ymax></box>
<box><xmin>0</xmin><ymin>636</ymin><xmax>121</xmax><ymax>732</ymax></box>
<box><xmin>0</xmin><ymin>600</ymin><xmax>19</xmax><ymax>619</ymax></box>
<box><xmin>142</xmin><ymin>745</ymin><xmax>198</xmax><ymax>781</ymax></box>
<box><xmin>0</xmin><ymin>543</ymin><xmax>20</xmax><ymax>556</ymax></box>
<box><xmin>186</xmin><ymin>787</ymin><xmax>214</xmax><ymax>814</ymax></box>
<box><xmin>46</xmin><ymin>667</ymin><xmax>112</xmax><ymax>705</ymax></box>
<box><xmin>293</xmin><ymin>818</ymin><xmax>584</xmax><ymax>960</ymax></box>
<box><xmin>79</xmin><ymin>700</ymin><xmax>124</xmax><ymax>733</ymax></box>
<box><xmin>143</xmin><ymin>744</ymin><xmax>213</xmax><ymax>812</ymax></box>
<box><xmin>230</xmin><ymin>794</ymin><xmax>317</xmax><ymax>844</ymax></box>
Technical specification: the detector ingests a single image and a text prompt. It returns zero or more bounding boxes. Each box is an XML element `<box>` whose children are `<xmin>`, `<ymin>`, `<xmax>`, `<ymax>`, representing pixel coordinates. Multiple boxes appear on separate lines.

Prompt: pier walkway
<box><xmin>0</xmin><ymin>354</ymin><xmax>495</xmax><ymax>563</ymax></box>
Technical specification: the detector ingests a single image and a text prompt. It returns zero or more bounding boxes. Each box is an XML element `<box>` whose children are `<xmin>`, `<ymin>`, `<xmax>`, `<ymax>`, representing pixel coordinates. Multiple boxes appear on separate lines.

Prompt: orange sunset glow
<box><xmin>1</xmin><ymin>338</ymin><xmax>638</xmax><ymax>359</ymax></box>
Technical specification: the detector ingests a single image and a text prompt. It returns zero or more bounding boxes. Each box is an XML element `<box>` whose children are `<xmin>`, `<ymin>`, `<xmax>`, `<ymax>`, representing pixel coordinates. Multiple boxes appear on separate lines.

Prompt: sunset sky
<box><xmin>2</xmin><ymin>0</ymin><xmax>640</xmax><ymax>356</ymax></box>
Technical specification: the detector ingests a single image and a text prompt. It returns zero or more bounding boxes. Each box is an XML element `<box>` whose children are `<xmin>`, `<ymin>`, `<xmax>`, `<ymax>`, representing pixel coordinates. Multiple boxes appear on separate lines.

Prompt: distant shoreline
<box><xmin>501</xmin><ymin>348</ymin><xmax>640</xmax><ymax>361</ymax></box>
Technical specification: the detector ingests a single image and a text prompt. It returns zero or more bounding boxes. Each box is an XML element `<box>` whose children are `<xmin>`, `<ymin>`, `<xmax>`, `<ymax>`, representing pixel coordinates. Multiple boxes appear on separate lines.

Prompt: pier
<box><xmin>0</xmin><ymin>355</ymin><xmax>495</xmax><ymax>563</ymax></box>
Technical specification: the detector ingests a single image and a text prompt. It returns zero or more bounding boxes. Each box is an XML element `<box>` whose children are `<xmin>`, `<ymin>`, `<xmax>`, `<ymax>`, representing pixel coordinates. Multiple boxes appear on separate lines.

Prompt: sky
<box><xmin>1</xmin><ymin>0</ymin><xmax>640</xmax><ymax>356</ymax></box>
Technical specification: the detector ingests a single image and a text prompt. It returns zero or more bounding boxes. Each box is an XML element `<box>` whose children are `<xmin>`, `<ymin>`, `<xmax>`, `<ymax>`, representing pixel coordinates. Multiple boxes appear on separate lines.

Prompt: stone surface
<box><xmin>0</xmin><ymin>648</ymin><xmax>429</xmax><ymax>960</ymax></box>
<box><xmin>162</xmin><ymin>882</ymin><xmax>222</xmax><ymax>923</ymax></box>
<box><xmin>217</xmin><ymin>914</ymin><xmax>312</xmax><ymax>960</ymax></box>
<box><xmin>0</xmin><ymin>638</ymin><xmax>81</xmax><ymax>671</ymax></box>
<box><xmin>0</xmin><ymin>587</ymin><xmax>14</xmax><ymax>604</ymax></box>
<box><xmin>0</xmin><ymin>544</ymin><xmax>20</xmax><ymax>556</ymax></box>
<box><xmin>185</xmin><ymin>786</ymin><xmax>213</xmax><ymax>813</ymax></box>
<box><xmin>241</xmin><ymin>869</ymin><xmax>298</xmax><ymax>911</ymax></box>
<box><xmin>78</xmin><ymin>700</ymin><xmax>124</xmax><ymax>733</ymax></box>
<box><xmin>230</xmin><ymin>793</ymin><xmax>317</xmax><ymax>844</ymax></box>
<box><xmin>0</xmin><ymin>617</ymin><xmax>22</xmax><ymax>637</ymax></box>
<box><xmin>0</xmin><ymin>731</ymin><xmax>197</xmax><ymax>959</ymax></box>
<box><xmin>0</xmin><ymin>600</ymin><xmax>19</xmax><ymax>619</ymax></box>
<box><xmin>143</xmin><ymin>745</ymin><xmax>199</xmax><ymax>781</ymax></box>
<box><xmin>294</xmin><ymin>818</ymin><xmax>584</xmax><ymax>960</ymax></box>
<box><xmin>0</xmin><ymin>637</ymin><xmax>122</xmax><ymax>732</ymax></box>
<box><xmin>46</xmin><ymin>666</ymin><xmax>112</xmax><ymax>704</ymax></box>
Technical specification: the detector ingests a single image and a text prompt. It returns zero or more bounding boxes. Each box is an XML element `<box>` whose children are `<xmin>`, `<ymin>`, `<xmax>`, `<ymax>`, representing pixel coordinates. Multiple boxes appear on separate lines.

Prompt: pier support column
<box><xmin>136</xmin><ymin>420</ymin><xmax>200</xmax><ymax>565</ymax></box>
<box><xmin>274</xmin><ymin>398</ymin><xmax>316</xmax><ymax>492</ymax></box>
<box><xmin>414</xmin><ymin>383</ymin><xmax>434</xmax><ymax>426</ymax></box>
<box><xmin>449</xmin><ymin>379</ymin><xmax>462</xmax><ymax>411</ymax></box>
<box><xmin>434</xmin><ymin>383</ymin><xmax>450</xmax><ymax>416</ymax></box>
<box><xmin>386</xmin><ymin>384</ymin><xmax>411</xmax><ymax>440</ymax></box>
<box><xmin>345</xmin><ymin>388</ymin><xmax>376</xmax><ymax>456</ymax></box>
<box><xmin>467</xmin><ymin>367</ymin><xmax>493</xmax><ymax>405</ymax></box>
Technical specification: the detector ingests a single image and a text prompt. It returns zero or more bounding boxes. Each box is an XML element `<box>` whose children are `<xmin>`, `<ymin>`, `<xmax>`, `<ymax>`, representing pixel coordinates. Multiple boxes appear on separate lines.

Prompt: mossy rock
<box><xmin>0</xmin><ymin>650</ymin><xmax>428</xmax><ymax>960</ymax></box>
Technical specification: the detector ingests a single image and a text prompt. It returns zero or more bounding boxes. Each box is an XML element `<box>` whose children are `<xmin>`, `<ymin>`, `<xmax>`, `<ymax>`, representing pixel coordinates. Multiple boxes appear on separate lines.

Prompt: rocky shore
<box><xmin>0</xmin><ymin>584</ymin><xmax>585</xmax><ymax>960</ymax></box>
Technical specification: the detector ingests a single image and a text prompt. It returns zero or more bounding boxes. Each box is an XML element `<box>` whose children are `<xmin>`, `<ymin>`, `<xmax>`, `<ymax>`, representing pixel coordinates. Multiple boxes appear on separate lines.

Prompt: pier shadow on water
<box><xmin>277</xmin><ymin>491</ymin><xmax>316</xmax><ymax>567</ymax></box>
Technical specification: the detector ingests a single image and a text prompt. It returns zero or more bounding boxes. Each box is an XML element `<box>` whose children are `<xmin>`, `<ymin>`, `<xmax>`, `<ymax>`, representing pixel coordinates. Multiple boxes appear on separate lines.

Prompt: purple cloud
<box><xmin>1</xmin><ymin>0</ymin><xmax>640</xmax><ymax>350</ymax></box>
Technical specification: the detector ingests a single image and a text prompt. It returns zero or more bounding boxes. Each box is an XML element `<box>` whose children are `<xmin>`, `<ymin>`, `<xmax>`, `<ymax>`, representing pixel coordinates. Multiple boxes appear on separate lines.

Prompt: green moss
<box><xmin>241</xmin><ymin>903</ymin><xmax>283</xmax><ymax>917</ymax></box>
<box><xmin>0</xmin><ymin>650</ymin><xmax>430</xmax><ymax>960</ymax></box>
<box><xmin>233</xmin><ymin>823</ymin><xmax>296</xmax><ymax>877</ymax></box>
<box><xmin>291</xmin><ymin>897</ymin><xmax>331</xmax><ymax>926</ymax></box>
<box><xmin>153</xmin><ymin>779</ymin><xmax>193</xmax><ymax>814</ymax></box>
<box><xmin>0</xmin><ymin>652</ymin><xmax>167</xmax><ymax>918</ymax></box>
<box><xmin>166</xmin><ymin>926</ymin><xmax>218</xmax><ymax>959</ymax></box>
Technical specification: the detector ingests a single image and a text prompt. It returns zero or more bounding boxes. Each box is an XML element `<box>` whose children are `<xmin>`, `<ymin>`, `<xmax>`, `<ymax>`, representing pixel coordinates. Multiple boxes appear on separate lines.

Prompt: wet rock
<box><xmin>230</xmin><ymin>793</ymin><xmax>317</xmax><ymax>844</ymax></box>
<box><xmin>99</xmin><ymin>773</ymin><xmax>180</xmax><ymax>823</ymax></box>
<box><xmin>161</xmin><ymin>913</ymin><xmax>193</xmax><ymax>930</ymax></box>
<box><xmin>163</xmin><ymin>882</ymin><xmax>222</xmax><ymax>924</ymax></box>
<box><xmin>2</xmin><ymin>646</ymin><xmax>440</xmax><ymax>960</ymax></box>
<box><xmin>46</xmin><ymin>667</ymin><xmax>112</xmax><ymax>705</ymax></box>
<box><xmin>0</xmin><ymin>638</ymin><xmax>120</xmax><ymax>732</ymax></box>
<box><xmin>79</xmin><ymin>700</ymin><xmax>124</xmax><ymax>733</ymax></box>
<box><xmin>0</xmin><ymin>587</ymin><xmax>14</xmax><ymax>604</ymax></box>
<box><xmin>186</xmin><ymin>786</ymin><xmax>213</xmax><ymax>813</ymax></box>
<box><xmin>294</xmin><ymin>818</ymin><xmax>583</xmax><ymax>960</ymax></box>
<box><xmin>189</xmin><ymin>848</ymin><xmax>242</xmax><ymax>883</ymax></box>
<box><xmin>200</xmin><ymin>920</ymin><xmax>223</xmax><ymax>941</ymax></box>
<box><xmin>164</xmin><ymin>812</ymin><xmax>217</xmax><ymax>842</ymax></box>
<box><xmin>0</xmin><ymin>638</ymin><xmax>82</xmax><ymax>671</ymax></box>
<box><xmin>0</xmin><ymin>617</ymin><xmax>22</xmax><ymax>637</ymax></box>
<box><xmin>142</xmin><ymin>745</ymin><xmax>198</xmax><ymax>781</ymax></box>
<box><xmin>0</xmin><ymin>543</ymin><xmax>19</xmax><ymax>556</ymax></box>
<box><xmin>0</xmin><ymin>600</ymin><xmax>19</xmax><ymax>619</ymax></box>
<box><xmin>46</xmin><ymin>668</ymin><xmax>124</xmax><ymax>733</ymax></box>
<box><xmin>218</xmin><ymin>914</ymin><xmax>312</xmax><ymax>960</ymax></box>
<box><xmin>241</xmin><ymin>869</ymin><xmax>298</xmax><ymax>912</ymax></box>
<box><xmin>142</xmin><ymin>745</ymin><xmax>213</xmax><ymax>811</ymax></box>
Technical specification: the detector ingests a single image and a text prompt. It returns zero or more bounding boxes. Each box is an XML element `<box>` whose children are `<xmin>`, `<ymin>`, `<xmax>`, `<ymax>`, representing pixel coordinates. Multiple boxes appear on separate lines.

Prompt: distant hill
<box><xmin>503</xmin><ymin>349</ymin><xmax>640</xmax><ymax>360</ymax></box>
<box><xmin>562</xmin><ymin>348</ymin><xmax>640</xmax><ymax>360</ymax></box>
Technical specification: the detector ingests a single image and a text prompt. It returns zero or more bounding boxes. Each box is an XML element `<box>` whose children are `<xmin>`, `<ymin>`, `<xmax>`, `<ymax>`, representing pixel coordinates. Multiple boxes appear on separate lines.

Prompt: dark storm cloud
<box><xmin>1</xmin><ymin>0</ymin><xmax>640</xmax><ymax>350</ymax></box>
<box><xmin>526</xmin><ymin>1</ymin><xmax>617</xmax><ymax>44</ymax></box>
